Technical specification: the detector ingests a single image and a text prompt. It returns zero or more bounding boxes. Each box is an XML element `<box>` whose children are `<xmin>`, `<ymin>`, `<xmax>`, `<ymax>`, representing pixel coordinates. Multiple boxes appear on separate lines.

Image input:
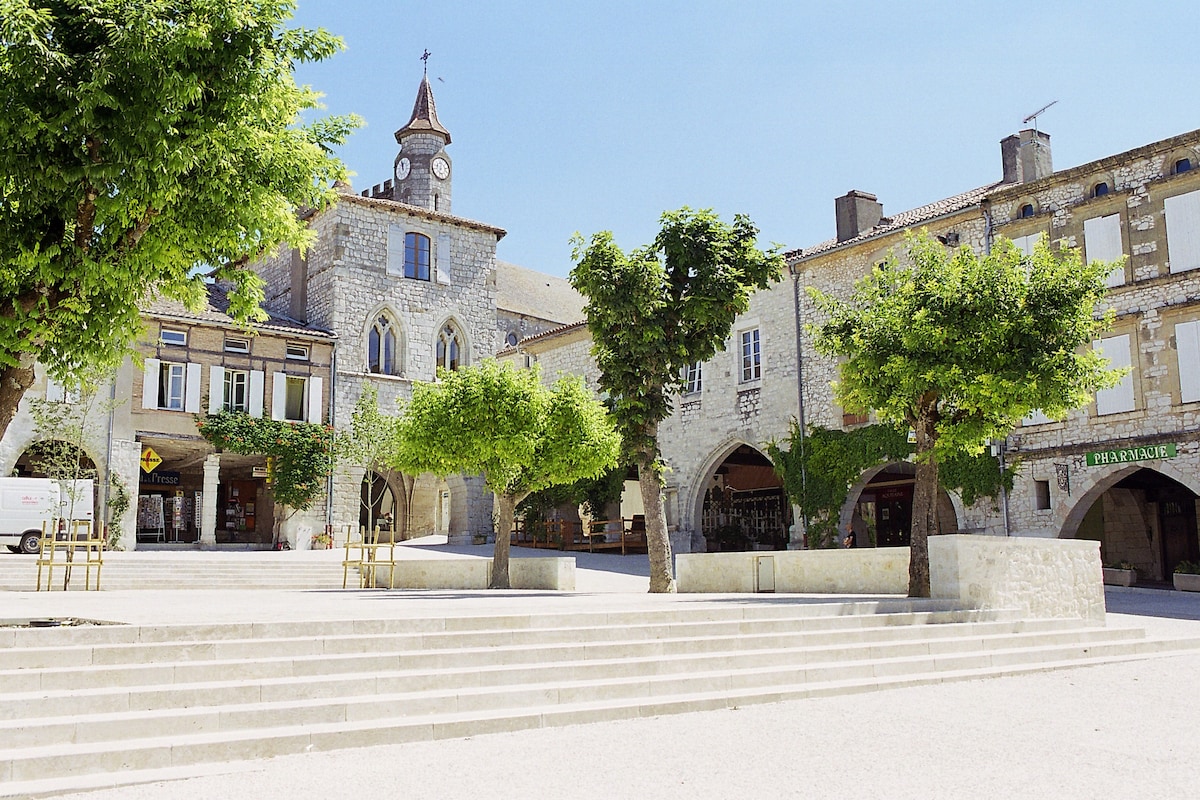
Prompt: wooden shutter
<box><xmin>142</xmin><ymin>359</ymin><xmax>160</xmax><ymax>409</ymax></box>
<box><xmin>271</xmin><ymin>372</ymin><xmax>287</xmax><ymax>421</ymax></box>
<box><xmin>307</xmin><ymin>376</ymin><xmax>324</xmax><ymax>423</ymax></box>
<box><xmin>208</xmin><ymin>366</ymin><xmax>225</xmax><ymax>415</ymax></box>
<box><xmin>1094</xmin><ymin>334</ymin><xmax>1135</xmax><ymax>415</ymax></box>
<box><xmin>1166</xmin><ymin>190</ymin><xmax>1200</xmax><ymax>273</ymax></box>
<box><xmin>1177</xmin><ymin>320</ymin><xmax>1200</xmax><ymax>403</ymax></box>
<box><xmin>1083</xmin><ymin>213</ymin><xmax>1125</xmax><ymax>287</ymax></box>
<box><xmin>249</xmin><ymin>370</ymin><xmax>265</xmax><ymax>417</ymax></box>
<box><xmin>184</xmin><ymin>363</ymin><xmax>202</xmax><ymax>413</ymax></box>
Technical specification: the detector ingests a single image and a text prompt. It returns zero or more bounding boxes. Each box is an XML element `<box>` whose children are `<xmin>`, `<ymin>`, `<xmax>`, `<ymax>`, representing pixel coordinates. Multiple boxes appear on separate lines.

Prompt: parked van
<box><xmin>0</xmin><ymin>477</ymin><xmax>95</xmax><ymax>554</ymax></box>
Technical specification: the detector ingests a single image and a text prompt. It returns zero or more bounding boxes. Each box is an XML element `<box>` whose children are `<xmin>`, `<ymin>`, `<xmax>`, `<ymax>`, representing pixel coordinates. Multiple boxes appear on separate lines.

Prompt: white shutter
<box><xmin>208</xmin><ymin>366</ymin><xmax>225</xmax><ymax>415</ymax></box>
<box><xmin>142</xmin><ymin>359</ymin><xmax>161</xmax><ymax>409</ymax></box>
<box><xmin>1177</xmin><ymin>320</ymin><xmax>1200</xmax><ymax>403</ymax></box>
<box><xmin>1011</xmin><ymin>233</ymin><xmax>1040</xmax><ymax>256</ymax></box>
<box><xmin>1083</xmin><ymin>213</ymin><xmax>1125</xmax><ymax>287</ymax></box>
<box><xmin>271</xmin><ymin>372</ymin><xmax>287</xmax><ymax>421</ymax></box>
<box><xmin>1022</xmin><ymin>409</ymin><xmax>1054</xmax><ymax>426</ymax></box>
<box><xmin>45</xmin><ymin>375</ymin><xmax>65</xmax><ymax>403</ymax></box>
<box><xmin>249</xmin><ymin>370</ymin><xmax>265</xmax><ymax>417</ymax></box>
<box><xmin>1165</xmin><ymin>190</ymin><xmax>1200</xmax><ymax>274</ymax></box>
<box><xmin>184</xmin><ymin>363</ymin><xmax>202</xmax><ymax>413</ymax></box>
<box><xmin>435</xmin><ymin>234</ymin><xmax>452</xmax><ymax>285</ymax></box>
<box><xmin>307</xmin><ymin>376</ymin><xmax>323</xmax><ymax>423</ymax></box>
<box><xmin>386</xmin><ymin>225</ymin><xmax>405</xmax><ymax>276</ymax></box>
<box><xmin>1094</xmin><ymin>334</ymin><xmax>1135</xmax><ymax>415</ymax></box>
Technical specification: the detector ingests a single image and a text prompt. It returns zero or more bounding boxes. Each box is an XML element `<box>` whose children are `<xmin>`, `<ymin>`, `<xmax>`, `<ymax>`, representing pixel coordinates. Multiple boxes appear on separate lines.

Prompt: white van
<box><xmin>0</xmin><ymin>477</ymin><xmax>95</xmax><ymax>554</ymax></box>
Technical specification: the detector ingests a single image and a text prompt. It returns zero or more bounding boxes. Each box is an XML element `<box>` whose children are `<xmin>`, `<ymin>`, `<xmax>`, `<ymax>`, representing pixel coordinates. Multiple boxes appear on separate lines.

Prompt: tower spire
<box><xmin>395</xmin><ymin>54</ymin><xmax>450</xmax><ymax>145</ymax></box>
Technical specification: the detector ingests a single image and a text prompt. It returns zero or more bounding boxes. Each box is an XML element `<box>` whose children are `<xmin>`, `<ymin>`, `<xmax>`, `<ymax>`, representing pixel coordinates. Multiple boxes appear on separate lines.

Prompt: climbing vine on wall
<box><xmin>767</xmin><ymin>421</ymin><xmax>1014</xmax><ymax>548</ymax></box>
<box><xmin>197</xmin><ymin>412</ymin><xmax>335</xmax><ymax>510</ymax></box>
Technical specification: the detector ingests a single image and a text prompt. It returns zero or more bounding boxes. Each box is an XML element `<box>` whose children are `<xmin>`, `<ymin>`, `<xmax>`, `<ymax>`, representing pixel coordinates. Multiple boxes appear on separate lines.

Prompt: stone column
<box><xmin>201</xmin><ymin>453</ymin><xmax>220</xmax><ymax>547</ymax></box>
<box><xmin>109</xmin><ymin>439</ymin><xmax>143</xmax><ymax>551</ymax></box>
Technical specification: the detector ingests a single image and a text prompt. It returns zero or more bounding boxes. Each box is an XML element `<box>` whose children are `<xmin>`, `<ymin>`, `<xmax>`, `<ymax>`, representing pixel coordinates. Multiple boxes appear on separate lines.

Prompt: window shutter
<box><xmin>307</xmin><ymin>376</ymin><xmax>324</xmax><ymax>423</ymax></box>
<box><xmin>1166</xmin><ymin>190</ymin><xmax>1200</xmax><ymax>274</ymax></box>
<box><xmin>184</xmin><ymin>363</ymin><xmax>202</xmax><ymax>413</ymax></box>
<box><xmin>249</xmin><ymin>370</ymin><xmax>265</xmax><ymax>417</ymax></box>
<box><xmin>271</xmin><ymin>372</ymin><xmax>287</xmax><ymax>421</ymax></box>
<box><xmin>435</xmin><ymin>234</ymin><xmax>452</xmax><ymax>285</ymax></box>
<box><xmin>1083</xmin><ymin>214</ymin><xmax>1125</xmax><ymax>287</ymax></box>
<box><xmin>45</xmin><ymin>375</ymin><xmax>65</xmax><ymax>404</ymax></box>
<box><xmin>386</xmin><ymin>225</ymin><xmax>405</xmax><ymax>276</ymax></box>
<box><xmin>1022</xmin><ymin>409</ymin><xmax>1053</xmax><ymax>426</ymax></box>
<box><xmin>1177</xmin><ymin>320</ymin><xmax>1200</xmax><ymax>403</ymax></box>
<box><xmin>208</xmin><ymin>366</ymin><xmax>225</xmax><ymax>415</ymax></box>
<box><xmin>1011</xmin><ymin>233</ymin><xmax>1040</xmax><ymax>256</ymax></box>
<box><xmin>143</xmin><ymin>359</ymin><xmax>161</xmax><ymax>409</ymax></box>
<box><xmin>1094</xmin><ymin>334</ymin><xmax>1135</xmax><ymax>415</ymax></box>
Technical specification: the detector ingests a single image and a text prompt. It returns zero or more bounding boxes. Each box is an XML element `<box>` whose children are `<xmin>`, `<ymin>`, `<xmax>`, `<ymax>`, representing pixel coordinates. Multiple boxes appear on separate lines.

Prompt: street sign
<box><xmin>140</xmin><ymin>446</ymin><xmax>163</xmax><ymax>473</ymax></box>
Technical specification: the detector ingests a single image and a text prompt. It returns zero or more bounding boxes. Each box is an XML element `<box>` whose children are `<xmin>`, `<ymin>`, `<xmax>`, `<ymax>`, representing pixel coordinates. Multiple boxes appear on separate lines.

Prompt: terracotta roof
<box><xmin>142</xmin><ymin>284</ymin><xmax>336</xmax><ymax>339</ymax></box>
<box><xmin>786</xmin><ymin>182</ymin><xmax>1004</xmax><ymax>262</ymax></box>
<box><xmin>394</xmin><ymin>76</ymin><xmax>451</xmax><ymax>144</ymax></box>
<box><xmin>495</xmin><ymin>261</ymin><xmax>586</xmax><ymax>324</ymax></box>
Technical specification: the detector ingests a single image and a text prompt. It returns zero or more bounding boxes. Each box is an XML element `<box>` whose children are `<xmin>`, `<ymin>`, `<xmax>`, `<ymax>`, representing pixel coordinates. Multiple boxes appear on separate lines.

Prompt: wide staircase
<box><xmin>0</xmin><ymin>552</ymin><xmax>347</xmax><ymax>591</ymax></box>
<box><xmin>1</xmin><ymin>600</ymin><xmax>1198</xmax><ymax>797</ymax></box>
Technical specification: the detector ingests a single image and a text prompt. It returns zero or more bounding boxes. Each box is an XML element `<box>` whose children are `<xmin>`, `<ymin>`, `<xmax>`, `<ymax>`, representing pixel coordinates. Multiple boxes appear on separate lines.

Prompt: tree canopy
<box><xmin>571</xmin><ymin>207</ymin><xmax>784</xmax><ymax>591</ymax></box>
<box><xmin>390</xmin><ymin>360</ymin><xmax>620</xmax><ymax>589</ymax></box>
<box><xmin>808</xmin><ymin>231</ymin><xmax>1121</xmax><ymax>596</ymax></box>
<box><xmin>0</xmin><ymin>0</ymin><xmax>358</xmax><ymax>437</ymax></box>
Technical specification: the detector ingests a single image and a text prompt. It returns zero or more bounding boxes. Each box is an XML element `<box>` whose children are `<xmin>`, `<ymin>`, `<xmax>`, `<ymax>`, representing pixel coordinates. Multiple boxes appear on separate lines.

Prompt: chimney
<box><xmin>835</xmin><ymin>190</ymin><xmax>884</xmax><ymax>243</ymax></box>
<box><xmin>1001</xmin><ymin>129</ymin><xmax>1053</xmax><ymax>184</ymax></box>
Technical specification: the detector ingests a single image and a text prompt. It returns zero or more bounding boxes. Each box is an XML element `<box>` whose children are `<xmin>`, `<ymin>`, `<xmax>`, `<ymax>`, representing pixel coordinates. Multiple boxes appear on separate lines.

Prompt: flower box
<box><xmin>1173</xmin><ymin>572</ymin><xmax>1200</xmax><ymax>592</ymax></box>
<box><xmin>1102</xmin><ymin>567</ymin><xmax>1136</xmax><ymax>587</ymax></box>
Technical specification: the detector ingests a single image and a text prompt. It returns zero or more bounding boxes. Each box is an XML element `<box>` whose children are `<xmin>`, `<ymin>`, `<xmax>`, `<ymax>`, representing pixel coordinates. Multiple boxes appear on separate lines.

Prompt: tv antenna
<box><xmin>1022</xmin><ymin>100</ymin><xmax>1058</xmax><ymax>133</ymax></box>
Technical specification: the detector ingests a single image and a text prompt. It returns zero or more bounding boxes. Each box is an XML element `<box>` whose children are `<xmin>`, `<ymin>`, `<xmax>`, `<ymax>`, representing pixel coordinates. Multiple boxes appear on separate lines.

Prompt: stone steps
<box><xmin>0</xmin><ymin>555</ymin><xmax>350</xmax><ymax>591</ymax></box>
<box><xmin>0</xmin><ymin>601</ymin><xmax>1197</xmax><ymax>797</ymax></box>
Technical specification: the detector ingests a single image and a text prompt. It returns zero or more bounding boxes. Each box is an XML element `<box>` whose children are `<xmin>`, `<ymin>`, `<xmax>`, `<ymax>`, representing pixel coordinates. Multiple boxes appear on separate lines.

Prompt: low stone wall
<box><xmin>677</xmin><ymin>548</ymin><xmax>910</xmax><ymax>594</ymax></box>
<box><xmin>371</xmin><ymin>557</ymin><xmax>575</xmax><ymax>591</ymax></box>
<box><xmin>928</xmin><ymin>534</ymin><xmax>1104</xmax><ymax>623</ymax></box>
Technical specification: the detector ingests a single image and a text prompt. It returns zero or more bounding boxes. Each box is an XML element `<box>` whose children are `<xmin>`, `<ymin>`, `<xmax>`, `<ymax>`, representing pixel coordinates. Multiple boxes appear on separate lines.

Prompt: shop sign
<box><xmin>142</xmin><ymin>470</ymin><xmax>180</xmax><ymax>486</ymax></box>
<box><xmin>252</xmin><ymin>466</ymin><xmax>269</xmax><ymax>478</ymax></box>
<box><xmin>1085</xmin><ymin>443</ymin><xmax>1177</xmax><ymax>467</ymax></box>
<box><xmin>140</xmin><ymin>446</ymin><xmax>163</xmax><ymax>473</ymax></box>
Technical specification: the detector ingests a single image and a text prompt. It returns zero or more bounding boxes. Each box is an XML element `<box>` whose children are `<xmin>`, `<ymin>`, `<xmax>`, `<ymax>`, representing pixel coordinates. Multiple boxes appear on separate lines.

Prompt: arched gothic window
<box><xmin>436</xmin><ymin>323</ymin><xmax>463</xmax><ymax>372</ymax></box>
<box><xmin>368</xmin><ymin>315</ymin><xmax>399</xmax><ymax>375</ymax></box>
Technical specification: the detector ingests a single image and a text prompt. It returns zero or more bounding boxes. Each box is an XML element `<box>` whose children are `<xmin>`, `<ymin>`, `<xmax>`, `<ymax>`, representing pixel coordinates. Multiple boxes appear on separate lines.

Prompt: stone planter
<box><xmin>1173</xmin><ymin>572</ymin><xmax>1200</xmax><ymax>592</ymax></box>
<box><xmin>1102</xmin><ymin>568</ymin><xmax>1137</xmax><ymax>587</ymax></box>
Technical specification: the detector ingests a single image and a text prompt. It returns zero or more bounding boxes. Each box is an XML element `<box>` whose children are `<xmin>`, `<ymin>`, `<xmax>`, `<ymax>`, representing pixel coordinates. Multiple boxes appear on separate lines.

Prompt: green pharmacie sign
<box><xmin>1085</xmin><ymin>443</ymin><xmax>1177</xmax><ymax>467</ymax></box>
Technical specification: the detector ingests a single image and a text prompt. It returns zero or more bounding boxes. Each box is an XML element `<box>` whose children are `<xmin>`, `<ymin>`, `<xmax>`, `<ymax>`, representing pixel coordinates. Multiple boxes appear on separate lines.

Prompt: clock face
<box><xmin>431</xmin><ymin>156</ymin><xmax>450</xmax><ymax>180</ymax></box>
<box><xmin>396</xmin><ymin>157</ymin><xmax>411</xmax><ymax>180</ymax></box>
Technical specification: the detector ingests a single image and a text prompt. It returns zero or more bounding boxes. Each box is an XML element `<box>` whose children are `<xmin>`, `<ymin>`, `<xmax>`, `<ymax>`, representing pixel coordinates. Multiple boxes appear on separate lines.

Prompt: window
<box><xmin>740</xmin><ymin>329</ymin><xmax>761</xmax><ymax>383</ymax></box>
<box><xmin>284</xmin><ymin>376</ymin><xmax>307</xmax><ymax>422</ymax></box>
<box><xmin>1165</xmin><ymin>189</ymin><xmax>1200</xmax><ymax>274</ymax></box>
<box><xmin>1019</xmin><ymin>203</ymin><xmax>1035</xmax><ymax>219</ymax></box>
<box><xmin>369</xmin><ymin>316</ymin><xmax>398</xmax><ymax>374</ymax></box>
<box><xmin>45</xmin><ymin>376</ymin><xmax>79</xmax><ymax>404</ymax></box>
<box><xmin>158</xmin><ymin>362</ymin><xmax>186</xmax><ymax>410</ymax></box>
<box><xmin>505</xmin><ymin>332</ymin><xmax>519</xmax><ymax>348</ymax></box>
<box><xmin>1176</xmin><ymin>320</ymin><xmax>1200</xmax><ymax>404</ymax></box>
<box><xmin>1034</xmin><ymin>480</ymin><xmax>1051</xmax><ymax>511</ymax></box>
<box><xmin>405</xmin><ymin>232</ymin><xmax>431</xmax><ymax>281</ymax></box>
<box><xmin>224</xmin><ymin>337</ymin><xmax>250</xmax><ymax>354</ymax></box>
<box><xmin>223</xmin><ymin>370</ymin><xmax>249</xmax><ymax>413</ymax></box>
<box><xmin>437</xmin><ymin>323</ymin><xmax>463</xmax><ymax>371</ymax></box>
<box><xmin>1094</xmin><ymin>334</ymin><xmax>1135</xmax><ymax>415</ymax></box>
<box><xmin>682</xmin><ymin>362</ymin><xmax>702</xmax><ymax>395</ymax></box>
<box><xmin>286</xmin><ymin>343</ymin><xmax>309</xmax><ymax>361</ymax></box>
<box><xmin>1093</xmin><ymin>182</ymin><xmax>1110</xmax><ymax>198</ymax></box>
<box><xmin>1011</xmin><ymin>233</ymin><xmax>1040</xmax><ymax>256</ymax></box>
<box><xmin>1083</xmin><ymin>213</ymin><xmax>1125</xmax><ymax>287</ymax></box>
<box><xmin>160</xmin><ymin>329</ymin><xmax>187</xmax><ymax>347</ymax></box>
<box><xmin>1175</xmin><ymin>157</ymin><xmax>1193</xmax><ymax>174</ymax></box>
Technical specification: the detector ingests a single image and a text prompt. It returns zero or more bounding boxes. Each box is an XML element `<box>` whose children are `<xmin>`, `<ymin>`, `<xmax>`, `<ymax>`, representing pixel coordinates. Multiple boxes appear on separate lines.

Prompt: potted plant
<box><xmin>1173</xmin><ymin>561</ymin><xmax>1200</xmax><ymax>592</ymax></box>
<box><xmin>1102</xmin><ymin>561</ymin><xmax>1137</xmax><ymax>587</ymax></box>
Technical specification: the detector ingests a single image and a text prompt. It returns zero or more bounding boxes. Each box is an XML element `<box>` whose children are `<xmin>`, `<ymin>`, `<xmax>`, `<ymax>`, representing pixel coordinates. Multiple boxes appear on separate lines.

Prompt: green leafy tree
<box><xmin>338</xmin><ymin>385</ymin><xmax>407</xmax><ymax>537</ymax></box>
<box><xmin>808</xmin><ymin>232</ymin><xmax>1121</xmax><ymax>596</ymax></box>
<box><xmin>0</xmin><ymin>0</ymin><xmax>359</xmax><ymax>439</ymax></box>
<box><xmin>391</xmin><ymin>361</ymin><xmax>621</xmax><ymax>589</ymax></box>
<box><xmin>570</xmin><ymin>208</ymin><xmax>783</xmax><ymax>592</ymax></box>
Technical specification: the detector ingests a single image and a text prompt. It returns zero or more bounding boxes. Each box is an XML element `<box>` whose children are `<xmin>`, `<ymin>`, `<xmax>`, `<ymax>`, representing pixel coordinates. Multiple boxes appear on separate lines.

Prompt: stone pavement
<box><xmin>4</xmin><ymin>544</ymin><xmax>1198</xmax><ymax>799</ymax></box>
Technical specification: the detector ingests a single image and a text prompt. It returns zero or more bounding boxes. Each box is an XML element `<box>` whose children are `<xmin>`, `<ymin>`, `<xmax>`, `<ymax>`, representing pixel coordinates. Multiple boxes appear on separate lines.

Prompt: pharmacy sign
<box><xmin>1085</xmin><ymin>443</ymin><xmax>1176</xmax><ymax>467</ymax></box>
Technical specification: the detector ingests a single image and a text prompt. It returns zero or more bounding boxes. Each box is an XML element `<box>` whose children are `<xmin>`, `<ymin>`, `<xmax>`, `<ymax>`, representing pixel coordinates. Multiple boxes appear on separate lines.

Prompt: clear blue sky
<box><xmin>291</xmin><ymin>0</ymin><xmax>1200</xmax><ymax>278</ymax></box>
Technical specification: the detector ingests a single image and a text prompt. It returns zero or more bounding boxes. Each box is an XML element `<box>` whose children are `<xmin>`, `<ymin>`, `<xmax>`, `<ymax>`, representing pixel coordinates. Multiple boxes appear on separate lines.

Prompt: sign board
<box><xmin>252</xmin><ymin>466</ymin><xmax>269</xmax><ymax>478</ymax></box>
<box><xmin>140</xmin><ymin>447</ymin><xmax>163</xmax><ymax>473</ymax></box>
<box><xmin>142</xmin><ymin>470</ymin><xmax>180</xmax><ymax>486</ymax></box>
<box><xmin>1085</xmin><ymin>443</ymin><xmax>1177</xmax><ymax>467</ymax></box>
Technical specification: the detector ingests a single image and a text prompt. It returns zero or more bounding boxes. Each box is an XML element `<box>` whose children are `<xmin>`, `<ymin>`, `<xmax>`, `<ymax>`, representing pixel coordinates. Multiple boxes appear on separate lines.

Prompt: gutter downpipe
<box><xmin>791</xmin><ymin>267</ymin><xmax>810</xmax><ymax>549</ymax></box>
<box><xmin>982</xmin><ymin>200</ymin><xmax>1011</xmax><ymax>536</ymax></box>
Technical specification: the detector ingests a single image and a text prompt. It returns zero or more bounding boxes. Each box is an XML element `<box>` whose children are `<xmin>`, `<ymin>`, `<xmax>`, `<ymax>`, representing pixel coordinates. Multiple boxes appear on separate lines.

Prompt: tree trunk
<box><xmin>0</xmin><ymin>358</ymin><xmax>37</xmax><ymax>442</ymax></box>
<box><xmin>636</xmin><ymin>440</ymin><xmax>676</xmax><ymax>594</ymax></box>
<box><xmin>490</xmin><ymin>492</ymin><xmax>520</xmax><ymax>589</ymax></box>
<box><xmin>908</xmin><ymin>407</ymin><xmax>939</xmax><ymax>598</ymax></box>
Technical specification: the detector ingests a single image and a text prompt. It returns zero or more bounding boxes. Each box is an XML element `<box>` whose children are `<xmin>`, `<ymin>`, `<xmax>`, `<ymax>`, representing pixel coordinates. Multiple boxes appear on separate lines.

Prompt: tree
<box><xmin>808</xmin><ymin>231</ymin><xmax>1122</xmax><ymax>597</ymax></box>
<box><xmin>0</xmin><ymin>0</ymin><xmax>359</xmax><ymax>439</ymax></box>
<box><xmin>338</xmin><ymin>385</ymin><xmax>407</xmax><ymax>537</ymax></box>
<box><xmin>570</xmin><ymin>208</ymin><xmax>784</xmax><ymax>592</ymax></box>
<box><xmin>390</xmin><ymin>361</ymin><xmax>621</xmax><ymax>589</ymax></box>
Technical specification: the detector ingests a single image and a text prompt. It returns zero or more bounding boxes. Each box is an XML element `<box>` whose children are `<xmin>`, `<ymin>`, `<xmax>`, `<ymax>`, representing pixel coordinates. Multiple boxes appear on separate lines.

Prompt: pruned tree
<box><xmin>391</xmin><ymin>361</ymin><xmax>621</xmax><ymax>589</ymax></box>
<box><xmin>338</xmin><ymin>385</ymin><xmax>405</xmax><ymax>537</ymax></box>
<box><xmin>808</xmin><ymin>231</ymin><xmax>1122</xmax><ymax>596</ymax></box>
<box><xmin>571</xmin><ymin>208</ymin><xmax>783</xmax><ymax>592</ymax></box>
<box><xmin>0</xmin><ymin>0</ymin><xmax>359</xmax><ymax>439</ymax></box>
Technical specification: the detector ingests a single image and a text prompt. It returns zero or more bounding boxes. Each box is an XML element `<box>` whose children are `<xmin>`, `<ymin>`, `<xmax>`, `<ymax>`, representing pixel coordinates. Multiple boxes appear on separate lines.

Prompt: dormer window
<box><xmin>1019</xmin><ymin>203</ymin><xmax>1035</xmax><ymax>219</ymax></box>
<box><xmin>1175</xmin><ymin>158</ymin><xmax>1193</xmax><ymax>174</ymax></box>
<box><xmin>1093</xmin><ymin>182</ymin><xmax>1109</xmax><ymax>198</ymax></box>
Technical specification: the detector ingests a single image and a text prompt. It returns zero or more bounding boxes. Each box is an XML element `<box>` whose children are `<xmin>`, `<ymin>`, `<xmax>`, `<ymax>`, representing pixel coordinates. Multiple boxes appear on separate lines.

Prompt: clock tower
<box><xmin>394</xmin><ymin>74</ymin><xmax>453</xmax><ymax>213</ymax></box>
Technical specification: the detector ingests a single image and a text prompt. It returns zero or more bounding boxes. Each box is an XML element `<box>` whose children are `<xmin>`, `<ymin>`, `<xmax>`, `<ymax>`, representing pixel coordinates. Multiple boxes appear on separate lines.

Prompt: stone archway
<box><xmin>409</xmin><ymin>472</ymin><xmax>471</xmax><ymax>541</ymax></box>
<box><xmin>840</xmin><ymin>462</ymin><xmax>961</xmax><ymax>548</ymax></box>
<box><xmin>694</xmin><ymin>442</ymin><xmax>791</xmax><ymax>552</ymax></box>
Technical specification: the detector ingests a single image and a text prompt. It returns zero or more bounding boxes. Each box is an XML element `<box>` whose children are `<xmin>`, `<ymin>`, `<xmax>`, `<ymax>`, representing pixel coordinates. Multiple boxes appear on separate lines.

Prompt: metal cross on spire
<box><xmin>420</xmin><ymin>49</ymin><xmax>431</xmax><ymax>76</ymax></box>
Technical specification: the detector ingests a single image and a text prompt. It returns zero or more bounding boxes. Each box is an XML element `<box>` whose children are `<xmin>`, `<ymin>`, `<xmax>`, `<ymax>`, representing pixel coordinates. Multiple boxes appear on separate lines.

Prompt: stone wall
<box><xmin>677</xmin><ymin>547</ymin><xmax>909</xmax><ymax>594</ymax></box>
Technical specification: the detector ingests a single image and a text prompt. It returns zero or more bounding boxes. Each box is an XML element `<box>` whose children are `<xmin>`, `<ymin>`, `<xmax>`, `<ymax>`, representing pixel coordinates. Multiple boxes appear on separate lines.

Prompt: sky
<box><xmin>290</xmin><ymin>0</ymin><xmax>1200</xmax><ymax>278</ymax></box>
